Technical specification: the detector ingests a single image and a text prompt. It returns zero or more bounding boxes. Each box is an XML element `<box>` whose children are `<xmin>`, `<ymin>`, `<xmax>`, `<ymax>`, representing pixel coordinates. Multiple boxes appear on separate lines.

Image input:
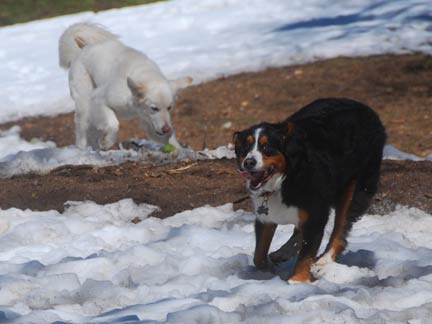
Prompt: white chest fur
<box><xmin>249</xmin><ymin>174</ymin><xmax>299</xmax><ymax>225</ymax></box>
<box><xmin>252</xmin><ymin>190</ymin><xmax>299</xmax><ymax>225</ymax></box>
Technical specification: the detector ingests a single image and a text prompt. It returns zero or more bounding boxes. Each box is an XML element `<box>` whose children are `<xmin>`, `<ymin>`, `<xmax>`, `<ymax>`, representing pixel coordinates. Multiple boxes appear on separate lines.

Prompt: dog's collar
<box><xmin>256</xmin><ymin>191</ymin><xmax>275</xmax><ymax>216</ymax></box>
<box><xmin>259</xmin><ymin>191</ymin><xmax>275</xmax><ymax>198</ymax></box>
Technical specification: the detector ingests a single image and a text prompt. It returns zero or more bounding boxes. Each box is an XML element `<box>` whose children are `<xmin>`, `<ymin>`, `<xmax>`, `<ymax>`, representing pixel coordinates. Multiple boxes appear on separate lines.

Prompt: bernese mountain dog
<box><xmin>234</xmin><ymin>98</ymin><xmax>386</xmax><ymax>283</ymax></box>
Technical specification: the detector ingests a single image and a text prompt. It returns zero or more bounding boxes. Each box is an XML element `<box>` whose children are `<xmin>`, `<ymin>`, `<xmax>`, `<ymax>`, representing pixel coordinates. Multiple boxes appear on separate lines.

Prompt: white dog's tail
<box><xmin>58</xmin><ymin>22</ymin><xmax>118</xmax><ymax>69</ymax></box>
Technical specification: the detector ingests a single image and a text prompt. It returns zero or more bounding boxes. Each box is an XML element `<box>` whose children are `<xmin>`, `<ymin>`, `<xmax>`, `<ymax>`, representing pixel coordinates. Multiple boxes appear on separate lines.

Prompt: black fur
<box><xmin>234</xmin><ymin>98</ymin><xmax>386</xmax><ymax>281</ymax></box>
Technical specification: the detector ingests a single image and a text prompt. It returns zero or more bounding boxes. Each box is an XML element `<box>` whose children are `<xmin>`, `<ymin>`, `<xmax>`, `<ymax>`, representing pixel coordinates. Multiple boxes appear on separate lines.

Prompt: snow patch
<box><xmin>0</xmin><ymin>203</ymin><xmax>431</xmax><ymax>323</ymax></box>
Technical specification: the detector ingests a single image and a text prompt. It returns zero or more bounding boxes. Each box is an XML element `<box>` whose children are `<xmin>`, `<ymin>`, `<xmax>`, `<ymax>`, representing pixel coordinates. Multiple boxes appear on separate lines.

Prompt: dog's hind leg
<box><xmin>269</xmin><ymin>227</ymin><xmax>301</xmax><ymax>264</ymax></box>
<box><xmin>316</xmin><ymin>180</ymin><xmax>357</xmax><ymax>266</ymax></box>
<box><xmin>317</xmin><ymin>157</ymin><xmax>383</xmax><ymax>267</ymax></box>
<box><xmin>69</xmin><ymin>62</ymin><xmax>94</xmax><ymax>148</ymax></box>
<box><xmin>289</xmin><ymin>208</ymin><xmax>328</xmax><ymax>283</ymax></box>
<box><xmin>337</xmin><ymin>152</ymin><xmax>383</xmax><ymax>255</ymax></box>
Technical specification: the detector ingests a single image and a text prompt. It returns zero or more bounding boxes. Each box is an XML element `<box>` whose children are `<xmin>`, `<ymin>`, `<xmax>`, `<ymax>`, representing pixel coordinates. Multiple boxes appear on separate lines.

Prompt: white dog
<box><xmin>59</xmin><ymin>22</ymin><xmax>192</xmax><ymax>150</ymax></box>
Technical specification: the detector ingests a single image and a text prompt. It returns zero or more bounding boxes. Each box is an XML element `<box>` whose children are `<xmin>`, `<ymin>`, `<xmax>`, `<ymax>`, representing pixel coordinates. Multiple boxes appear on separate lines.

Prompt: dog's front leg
<box><xmin>254</xmin><ymin>220</ymin><xmax>277</xmax><ymax>270</ymax></box>
<box><xmin>90</xmin><ymin>94</ymin><xmax>119</xmax><ymax>150</ymax></box>
<box><xmin>269</xmin><ymin>227</ymin><xmax>301</xmax><ymax>264</ymax></box>
<box><xmin>168</xmin><ymin>133</ymin><xmax>183</xmax><ymax>149</ymax></box>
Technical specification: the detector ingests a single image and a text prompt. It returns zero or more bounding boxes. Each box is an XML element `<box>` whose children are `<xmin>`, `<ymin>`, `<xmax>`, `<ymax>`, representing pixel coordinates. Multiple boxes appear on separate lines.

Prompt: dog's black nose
<box><xmin>243</xmin><ymin>158</ymin><xmax>257</xmax><ymax>171</ymax></box>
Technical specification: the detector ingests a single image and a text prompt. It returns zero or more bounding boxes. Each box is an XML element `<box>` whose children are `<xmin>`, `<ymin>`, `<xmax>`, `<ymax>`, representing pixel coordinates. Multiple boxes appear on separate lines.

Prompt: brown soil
<box><xmin>1</xmin><ymin>53</ymin><xmax>431</xmax><ymax>217</ymax></box>
<box><xmin>0</xmin><ymin>159</ymin><xmax>430</xmax><ymax>219</ymax></box>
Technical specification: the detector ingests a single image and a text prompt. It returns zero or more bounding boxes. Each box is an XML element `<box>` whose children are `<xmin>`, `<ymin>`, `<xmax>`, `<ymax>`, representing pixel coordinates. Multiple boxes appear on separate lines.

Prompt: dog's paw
<box><xmin>315</xmin><ymin>249</ymin><xmax>335</xmax><ymax>268</ymax></box>
<box><xmin>269</xmin><ymin>249</ymin><xmax>294</xmax><ymax>264</ymax></box>
<box><xmin>288</xmin><ymin>274</ymin><xmax>312</xmax><ymax>284</ymax></box>
<box><xmin>269</xmin><ymin>234</ymin><xmax>301</xmax><ymax>264</ymax></box>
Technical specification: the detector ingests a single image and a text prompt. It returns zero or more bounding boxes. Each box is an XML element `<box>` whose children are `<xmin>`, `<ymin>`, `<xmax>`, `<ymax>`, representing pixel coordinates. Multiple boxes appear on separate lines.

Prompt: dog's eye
<box><xmin>150</xmin><ymin>105</ymin><xmax>159</xmax><ymax>112</ymax></box>
<box><xmin>167</xmin><ymin>105</ymin><xmax>172</xmax><ymax>111</ymax></box>
<box><xmin>261</xmin><ymin>143</ymin><xmax>273</xmax><ymax>155</ymax></box>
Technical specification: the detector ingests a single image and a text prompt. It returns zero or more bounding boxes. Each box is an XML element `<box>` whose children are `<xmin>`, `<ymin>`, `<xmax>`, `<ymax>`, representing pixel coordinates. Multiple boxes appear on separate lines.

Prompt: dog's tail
<box><xmin>58</xmin><ymin>22</ymin><xmax>118</xmax><ymax>69</ymax></box>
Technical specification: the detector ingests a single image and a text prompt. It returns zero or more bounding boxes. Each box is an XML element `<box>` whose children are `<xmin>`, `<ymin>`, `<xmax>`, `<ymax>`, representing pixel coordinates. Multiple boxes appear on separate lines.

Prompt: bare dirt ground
<box><xmin>0</xmin><ymin>53</ymin><xmax>431</xmax><ymax>217</ymax></box>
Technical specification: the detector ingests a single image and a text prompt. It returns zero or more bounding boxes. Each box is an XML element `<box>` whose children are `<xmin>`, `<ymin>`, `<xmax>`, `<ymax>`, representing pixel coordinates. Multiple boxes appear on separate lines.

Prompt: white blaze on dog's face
<box><xmin>234</xmin><ymin>124</ymin><xmax>287</xmax><ymax>191</ymax></box>
<box><xmin>245</xmin><ymin>128</ymin><xmax>265</xmax><ymax>169</ymax></box>
<box><xmin>127</xmin><ymin>76</ymin><xmax>192</xmax><ymax>143</ymax></box>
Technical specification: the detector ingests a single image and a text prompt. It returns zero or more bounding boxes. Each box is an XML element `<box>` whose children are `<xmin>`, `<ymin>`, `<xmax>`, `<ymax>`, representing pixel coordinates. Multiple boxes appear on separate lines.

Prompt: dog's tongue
<box><xmin>237</xmin><ymin>169</ymin><xmax>251</xmax><ymax>179</ymax></box>
<box><xmin>250</xmin><ymin>170</ymin><xmax>266</xmax><ymax>188</ymax></box>
<box><xmin>237</xmin><ymin>169</ymin><xmax>267</xmax><ymax>189</ymax></box>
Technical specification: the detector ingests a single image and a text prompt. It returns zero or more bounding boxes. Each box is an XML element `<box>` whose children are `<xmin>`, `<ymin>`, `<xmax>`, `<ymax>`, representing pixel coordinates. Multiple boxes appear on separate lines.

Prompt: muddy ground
<box><xmin>0</xmin><ymin>159</ymin><xmax>431</xmax><ymax>219</ymax></box>
<box><xmin>0</xmin><ymin>53</ymin><xmax>431</xmax><ymax>217</ymax></box>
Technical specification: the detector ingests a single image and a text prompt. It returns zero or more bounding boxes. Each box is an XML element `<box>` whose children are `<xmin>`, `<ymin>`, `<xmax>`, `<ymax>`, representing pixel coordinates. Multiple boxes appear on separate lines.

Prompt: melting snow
<box><xmin>0</xmin><ymin>202</ymin><xmax>432</xmax><ymax>323</ymax></box>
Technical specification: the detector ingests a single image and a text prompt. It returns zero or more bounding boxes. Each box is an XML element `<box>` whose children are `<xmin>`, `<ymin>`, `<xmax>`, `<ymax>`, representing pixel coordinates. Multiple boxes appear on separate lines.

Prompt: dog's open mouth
<box><xmin>238</xmin><ymin>166</ymin><xmax>275</xmax><ymax>190</ymax></box>
<box><xmin>155</xmin><ymin>131</ymin><xmax>167</xmax><ymax>137</ymax></box>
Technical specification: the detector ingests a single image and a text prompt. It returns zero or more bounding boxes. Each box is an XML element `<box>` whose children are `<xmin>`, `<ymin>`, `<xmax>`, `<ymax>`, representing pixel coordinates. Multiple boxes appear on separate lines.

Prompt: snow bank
<box><xmin>384</xmin><ymin>144</ymin><xmax>432</xmax><ymax>161</ymax></box>
<box><xmin>0</xmin><ymin>202</ymin><xmax>432</xmax><ymax>323</ymax></box>
<box><xmin>0</xmin><ymin>129</ymin><xmax>235</xmax><ymax>177</ymax></box>
<box><xmin>0</xmin><ymin>126</ymin><xmax>55</xmax><ymax>158</ymax></box>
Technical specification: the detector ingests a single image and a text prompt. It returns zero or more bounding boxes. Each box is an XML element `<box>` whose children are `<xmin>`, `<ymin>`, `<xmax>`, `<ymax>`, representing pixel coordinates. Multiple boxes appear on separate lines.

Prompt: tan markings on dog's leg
<box><xmin>328</xmin><ymin>180</ymin><xmax>356</xmax><ymax>260</ymax></box>
<box><xmin>289</xmin><ymin>257</ymin><xmax>313</xmax><ymax>283</ymax></box>
<box><xmin>298</xmin><ymin>208</ymin><xmax>308</xmax><ymax>228</ymax></box>
<box><xmin>289</xmin><ymin>209</ymin><xmax>313</xmax><ymax>282</ymax></box>
<box><xmin>254</xmin><ymin>222</ymin><xmax>277</xmax><ymax>269</ymax></box>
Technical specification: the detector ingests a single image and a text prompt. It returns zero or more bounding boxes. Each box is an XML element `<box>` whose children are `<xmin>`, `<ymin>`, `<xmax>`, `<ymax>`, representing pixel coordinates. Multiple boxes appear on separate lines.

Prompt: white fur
<box><xmin>315</xmin><ymin>248</ymin><xmax>335</xmax><ymax>267</ymax></box>
<box><xmin>59</xmin><ymin>22</ymin><xmax>193</xmax><ymax>150</ymax></box>
<box><xmin>243</xmin><ymin>128</ymin><xmax>264</xmax><ymax>169</ymax></box>
<box><xmin>250</xmin><ymin>173</ymin><xmax>299</xmax><ymax>225</ymax></box>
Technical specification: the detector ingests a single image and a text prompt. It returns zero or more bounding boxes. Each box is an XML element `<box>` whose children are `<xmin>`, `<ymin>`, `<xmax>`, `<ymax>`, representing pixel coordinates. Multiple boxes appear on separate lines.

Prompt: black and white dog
<box><xmin>234</xmin><ymin>98</ymin><xmax>386</xmax><ymax>282</ymax></box>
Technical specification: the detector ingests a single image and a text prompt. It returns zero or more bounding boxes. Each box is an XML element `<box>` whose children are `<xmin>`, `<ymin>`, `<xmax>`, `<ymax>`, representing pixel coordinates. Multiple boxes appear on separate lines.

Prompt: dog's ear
<box><xmin>127</xmin><ymin>77</ymin><xmax>146</xmax><ymax>98</ymax></box>
<box><xmin>232</xmin><ymin>131</ymin><xmax>240</xmax><ymax>146</ymax></box>
<box><xmin>279</xmin><ymin>122</ymin><xmax>307</xmax><ymax>169</ymax></box>
<box><xmin>232</xmin><ymin>131</ymin><xmax>244</xmax><ymax>158</ymax></box>
<box><xmin>278</xmin><ymin>122</ymin><xmax>295</xmax><ymax>142</ymax></box>
<box><xmin>170</xmin><ymin>76</ymin><xmax>193</xmax><ymax>93</ymax></box>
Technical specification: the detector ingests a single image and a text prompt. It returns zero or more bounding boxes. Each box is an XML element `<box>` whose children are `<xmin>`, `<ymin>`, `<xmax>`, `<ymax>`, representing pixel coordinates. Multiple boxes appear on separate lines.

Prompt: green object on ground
<box><xmin>161</xmin><ymin>144</ymin><xmax>176</xmax><ymax>153</ymax></box>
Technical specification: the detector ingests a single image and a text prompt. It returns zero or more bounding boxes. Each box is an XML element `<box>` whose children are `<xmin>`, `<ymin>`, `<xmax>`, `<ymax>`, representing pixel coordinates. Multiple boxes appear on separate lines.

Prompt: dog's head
<box><xmin>127</xmin><ymin>76</ymin><xmax>193</xmax><ymax>144</ymax></box>
<box><xmin>234</xmin><ymin>122</ymin><xmax>299</xmax><ymax>191</ymax></box>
